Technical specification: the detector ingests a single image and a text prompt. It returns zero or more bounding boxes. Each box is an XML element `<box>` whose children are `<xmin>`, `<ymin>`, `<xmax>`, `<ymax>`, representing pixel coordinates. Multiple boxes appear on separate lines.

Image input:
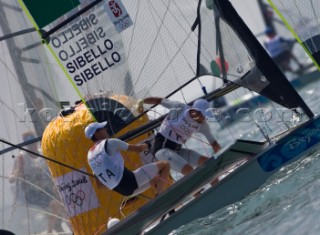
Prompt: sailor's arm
<box><xmin>107</xmin><ymin>138</ymin><xmax>149</xmax><ymax>153</ymax></box>
<box><xmin>142</xmin><ymin>97</ymin><xmax>163</xmax><ymax>105</ymax></box>
<box><xmin>200</xmin><ymin>122</ymin><xmax>221</xmax><ymax>153</ymax></box>
<box><xmin>134</xmin><ymin>97</ymin><xmax>163</xmax><ymax>114</ymax></box>
<box><xmin>143</xmin><ymin>97</ymin><xmax>184</xmax><ymax>110</ymax></box>
<box><xmin>127</xmin><ymin>142</ymin><xmax>149</xmax><ymax>152</ymax></box>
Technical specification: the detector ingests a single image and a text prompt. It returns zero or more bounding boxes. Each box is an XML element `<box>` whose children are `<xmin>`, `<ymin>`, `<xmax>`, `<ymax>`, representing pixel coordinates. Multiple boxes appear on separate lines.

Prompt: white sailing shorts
<box><xmin>155</xmin><ymin>148</ymin><xmax>202</xmax><ymax>173</ymax></box>
<box><xmin>132</xmin><ymin>163</ymin><xmax>158</xmax><ymax>196</ymax></box>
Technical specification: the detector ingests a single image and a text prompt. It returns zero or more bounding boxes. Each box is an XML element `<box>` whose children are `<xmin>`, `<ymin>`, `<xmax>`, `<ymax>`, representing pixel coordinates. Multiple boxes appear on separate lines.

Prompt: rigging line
<box><xmin>291</xmin><ymin>1</ymin><xmax>309</xmax><ymax>39</ymax></box>
<box><xmin>158</xmin><ymin>0</ymin><xmax>214</xmax><ymax>70</ymax></box>
<box><xmin>135</xmin><ymin>2</ymin><xmax>214</xmax><ymax>97</ymax></box>
<box><xmin>276</xmin><ymin>0</ymin><xmax>319</xmax><ymax>65</ymax></box>
<box><xmin>190</xmin><ymin>4</ymin><xmax>220</xmax><ymax>64</ymax></box>
<box><xmin>0</xmin><ymin>58</ymin><xmax>24</xmax><ymax>143</ymax></box>
<box><xmin>0</xmin><ymin>27</ymin><xmax>36</xmax><ymax>41</ymax></box>
<box><xmin>134</xmin><ymin>0</ymin><xmax>200</xmax><ymax>96</ymax></box>
<box><xmin>194</xmin><ymin>0</ymin><xmax>210</xmax><ymax>96</ymax></box>
<box><xmin>10</xmin><ymin>203</ymin><xmax>65</xmax><ymax>221</ymax></box>
<box><xmin>41</xmin><ymin>0</ymin><xmax>103</xmax><ymax>40</ymax></box>
<box><xmin>172</xmin><ymin>0</ymin><xmax>215</xmax><ymax>60</ymax></box>
<box><xmin>1</xmin><ymin>1</ymin><xmax>22</xmax><ymax>12</ymax></box>
<box><xmin>1</xmin><ymin>151</ymin><xmax>4</xmax><ymax>227</ymax></box>
<box><xmin>0</xmin><ymin>136</ymin><xmax>41</xmax><ymax>155</ymax></box>
<box><xmin>161</xmin><ymin>0</ymin><xmax>197</xmax><ymax>48</ymax></box>
<box><xmin>126</xmin><ymin>0</ymin><xmax>141</xmax><ymax>60</ymax></box>
<box><xmin>1</xmin><ymin>42</ymin><xmax>60</xmax><ymax>103</ymax></box>
<box><xmin>23</xmin><ymin>82</ymin><xmax>59</xmax><ymax>104</ymax></box>
<box><xmin>133</xmin><ymin>1</ymin><xmax>171</xmax><ymax>87</ymax></box>
<box><xmin>0</xmin><ymin>4</ymin><xmax>44</xmax><ymax>136</ymax></box>
<box><xmin>144</xmin><ymin>32</ymin><xmax>194</xmax><ymax>93</ymax></box>
<box><xmin>125</xmin><ymin>74</ymin><xmax>200</xmax><ymax>130</ymax></box>
<box><xmin>0</xmin><ymin>138</ymin><xmax>95</xmax><ymax>178</ymax></box>
<box><xmin>0</xmin><ymin>57</ymin><xmax>54</xmax><ymax>103</ymax></box>
<box><xmin>11</xmin><ymin>176</ymin><xmax>58</xmax><ymax>202</ymax></box>
<box><xmin>195</xmin><ymin>0</ymin><xmax>202</xmax><ymax>76</ymax></box>
<box><xmin>270</xmin><ymin>1</ymin><xmax>319</xmax><ymax>69</ymax></box>
<box><xmin>310</xmin><ymin>1</ymin><xmax>320</xmax><ymax>34</ymax></box>
<box><xmin>290</xmin><ymin>0</ymin><xmax>313</xmax><ymax>43</ymax></box>
<box><xmin>20</xmin><ymin>41</ymin><xmax>42</xmax><ymax>52</ymax></box>
<box><xmin>146</xmin><ymin>1</ymin><xmax>188</xmax><ymax>102</ymax></box>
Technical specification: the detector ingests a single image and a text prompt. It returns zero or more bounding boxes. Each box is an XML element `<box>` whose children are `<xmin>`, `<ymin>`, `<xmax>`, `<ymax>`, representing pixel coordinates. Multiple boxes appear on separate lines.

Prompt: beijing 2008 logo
<box><xmin>109</xmin><ymin>1</ymin><xmax>122</xmax><ymax>17</ymax></box>
<box><xmin>66</xmin><ymin>190</ymin><xmax>85</xmax><ymax>208</ymax></box>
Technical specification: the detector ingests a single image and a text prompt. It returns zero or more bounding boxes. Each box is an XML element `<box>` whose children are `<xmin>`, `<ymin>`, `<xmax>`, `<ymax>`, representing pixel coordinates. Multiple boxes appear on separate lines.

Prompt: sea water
<box><xmin>172</xmin><ymin>79</ymin><xmax>320</xmax><ymax>235</ymax></box>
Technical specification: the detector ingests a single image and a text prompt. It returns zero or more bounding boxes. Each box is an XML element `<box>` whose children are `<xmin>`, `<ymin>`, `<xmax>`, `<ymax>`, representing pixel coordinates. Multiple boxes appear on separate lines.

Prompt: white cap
<box><xmin>85</xmin><ymin>121</ymin><xmax>107</xmax><ymax>139</ymax></box>
<box><xmin>192</xmin><ymin>99</ymin><xmax>215</xmax><ymax>118</ymax></box>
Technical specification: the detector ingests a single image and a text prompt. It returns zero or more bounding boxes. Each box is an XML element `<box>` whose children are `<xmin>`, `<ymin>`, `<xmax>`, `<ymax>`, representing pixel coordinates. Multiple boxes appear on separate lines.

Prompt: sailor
<box><xmin>142</xmin><ymin>97</ymin><xmax>221</xmax><ymax>177</ymax></box>
<box><xmin>264</xmin><ymin>27</ymin><xmax>303</xmax><ymax>72</ymax></box>
<box><xmin>85</xmin><ymin>121</ymin><xmax>170</xmax><ymax>196</ymax></box>
<box><xmin>9</xmin><ymin>131</ymin><xmax>68</xmax><ymax>234</ymax></box>
<box><xmin>9</xmin><ymin>131</ymin><xmax>51</xmax><ymax>206</ymax></box>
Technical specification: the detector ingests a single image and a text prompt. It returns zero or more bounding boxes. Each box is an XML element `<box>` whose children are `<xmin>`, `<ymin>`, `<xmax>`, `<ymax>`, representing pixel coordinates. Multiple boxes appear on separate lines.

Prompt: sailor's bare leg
<box><xmin>198</xmin><ymin>156</ymin><xmax>210</xmax><ymax>166</ymax></box>
<box><xmin>181</xmin><ymin>164</ymin><xmax>193</xmax><ymax>176</ymax></box>
<box><xmin>153</xmin><ymin>161</ymin><xmax>170</xmax><ymax>194</ymax></box>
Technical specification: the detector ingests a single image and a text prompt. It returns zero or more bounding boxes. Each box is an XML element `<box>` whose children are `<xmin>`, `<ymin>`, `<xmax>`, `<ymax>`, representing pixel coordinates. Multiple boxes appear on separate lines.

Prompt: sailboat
<box><xmin>1</xmin><ymin>0</ymin><xmax>320</xmax><ymax>235</ymax></box>
<box><xmin>215</xmin><ymin>0</ymin><xmax>320</xmax><ymax>127</ymax></box>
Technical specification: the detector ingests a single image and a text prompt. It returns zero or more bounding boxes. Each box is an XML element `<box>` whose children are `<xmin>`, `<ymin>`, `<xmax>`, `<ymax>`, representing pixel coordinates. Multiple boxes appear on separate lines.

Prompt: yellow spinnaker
<box><xmin>42</xmin><ymin>100</ymin><xmax>157</xmax><ymax>235</ymax></box>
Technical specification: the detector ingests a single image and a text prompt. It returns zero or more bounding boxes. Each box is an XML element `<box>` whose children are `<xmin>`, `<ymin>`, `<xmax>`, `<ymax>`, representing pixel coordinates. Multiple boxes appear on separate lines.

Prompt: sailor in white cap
<box><xmin>142</xmin><ymin>97</ymin><xmax>221</xmax><ymax>177</ymax></box>
<box><xmin>85</xmin><ymin>121</ymin><xmax>170</xmax><ymax>196</ymax></box>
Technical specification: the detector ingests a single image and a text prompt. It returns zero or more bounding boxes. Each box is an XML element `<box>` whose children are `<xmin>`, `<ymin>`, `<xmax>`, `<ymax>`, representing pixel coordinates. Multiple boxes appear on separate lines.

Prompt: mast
<box><xmin>257</xmin><ymin>0</ymin><xmax>276</xmax><ymax>33</ymax></box>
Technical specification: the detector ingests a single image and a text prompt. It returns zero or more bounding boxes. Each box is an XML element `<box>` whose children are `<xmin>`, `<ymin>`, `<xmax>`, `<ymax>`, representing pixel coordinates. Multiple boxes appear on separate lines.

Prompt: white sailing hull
<box><xmin>145</xmin><ymin>115</ymin><xmax>320</xmax><ymax>235</ymax></box>
<box><xmin>105</xmin><ymin>114</ymin><xmax>320</xmax><ymax>235</ymax></box>
<box><xmin>145</xmin><ymin>160</ymin><xmax>271</xmax><ymax>235</ymax></box>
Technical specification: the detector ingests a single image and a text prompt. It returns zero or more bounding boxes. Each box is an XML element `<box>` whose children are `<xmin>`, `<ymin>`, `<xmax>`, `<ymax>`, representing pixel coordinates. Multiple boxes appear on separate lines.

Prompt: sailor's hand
<box><xmin>144</xmin><ymin>140</ymin><xmax>152</xmax><ymax>150</ymax></box>
<box><xmin>137</xmin><ymin>99</ymin><xmax>144</xmax><ymax>107</ymax></box>
<box><xmin>212</xmin><ymin>141</ymin><xmax>221</xmax><ymax>153</ymax></box>
<box><xmin>135</xmin><ymin>99</ymin><xmax>144</xmax><ymax>113</ymax></box>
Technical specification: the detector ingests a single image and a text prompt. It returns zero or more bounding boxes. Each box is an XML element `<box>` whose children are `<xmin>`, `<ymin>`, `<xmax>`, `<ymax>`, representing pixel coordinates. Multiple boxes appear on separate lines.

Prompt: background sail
<box><xmin>268</xmin><ymin>0</ymin><xmax>320</xmax><ymax>69</ymax></box>
<box><xmin>0</xmin><ymin>0</ymin><xmax>79</xmax><ymax>234</ymax></box>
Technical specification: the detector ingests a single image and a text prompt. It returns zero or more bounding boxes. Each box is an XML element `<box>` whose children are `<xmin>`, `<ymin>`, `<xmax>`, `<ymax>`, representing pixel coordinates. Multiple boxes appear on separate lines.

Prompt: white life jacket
<box><xmin>159</xmin><ymin>108</ymin><xmax>202</xmax><ymax>144</ymax></box>
<box><xmin>88</xmin><ymin>139</ymin><xmax>124</xmax><ymax>189</ymax></box>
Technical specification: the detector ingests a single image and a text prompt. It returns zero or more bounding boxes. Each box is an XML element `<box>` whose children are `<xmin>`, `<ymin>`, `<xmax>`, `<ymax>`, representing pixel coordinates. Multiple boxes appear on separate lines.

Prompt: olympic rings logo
<box><xmin>65</xmin><ymin>190</ymin><xmax>85</xmax><ymax>208</ymax></box>
<box><xmin>119</xmin><ymin>18</ymin><xmax>130</xmax><ymax>29</ymax></box>
<box><xmin>91</xmin><ymin>159</ymin><xmax>102</xmax><ymax>168</ymax></box>
<box><xmin>90</xmin><ymin>155</ymin><xmax>103</xmax><ymax>169</ymax></box>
